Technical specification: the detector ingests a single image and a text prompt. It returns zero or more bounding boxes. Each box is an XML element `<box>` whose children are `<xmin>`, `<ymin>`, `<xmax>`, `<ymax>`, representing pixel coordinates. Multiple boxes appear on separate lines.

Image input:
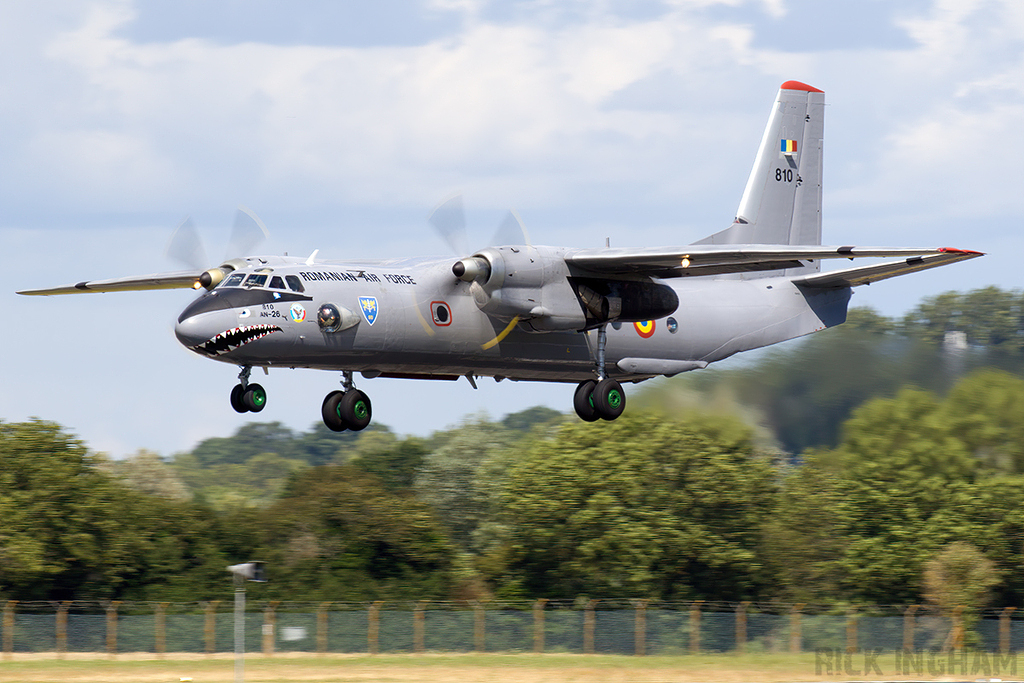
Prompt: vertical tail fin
<box><xmin>696</xmin><ymin>81</ymin><xmax>825</xmax><ymax>275</ymax></box>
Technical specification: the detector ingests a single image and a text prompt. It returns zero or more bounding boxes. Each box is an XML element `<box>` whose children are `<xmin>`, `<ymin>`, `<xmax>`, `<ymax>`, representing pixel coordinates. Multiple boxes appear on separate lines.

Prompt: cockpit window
<box><xmin>222</xmin><ymin>273</ymin><xmax>245</xmax><ymax>287</ymax></box>
<box><xmin>244</xmin><ymin>274</ymin><xmax>268</xmax><ymax>288</ymax></box>
<box><xmin>285</xmin><ymin>275</ymin><xmax>305</xmax><ymax>293</ymax></box>
<box><xmin>269</xmin><ymin>276</ymin><xmax>286</xmax><ymax>289</ymax></box>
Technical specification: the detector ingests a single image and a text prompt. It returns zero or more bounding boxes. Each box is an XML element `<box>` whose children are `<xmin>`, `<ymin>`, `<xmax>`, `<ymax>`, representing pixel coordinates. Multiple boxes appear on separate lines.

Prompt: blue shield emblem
<box><xmin>358</xmin><ymin>296</ymin><xmax>378</xmax><ymax>326</ymax></box>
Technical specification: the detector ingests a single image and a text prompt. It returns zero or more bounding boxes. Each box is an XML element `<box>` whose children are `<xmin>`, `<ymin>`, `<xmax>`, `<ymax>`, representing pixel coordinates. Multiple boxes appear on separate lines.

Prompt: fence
<box><xmin>1</xmin><ymin>600</ymin><xmax>1022</xmax><ymax>656</ymax></box>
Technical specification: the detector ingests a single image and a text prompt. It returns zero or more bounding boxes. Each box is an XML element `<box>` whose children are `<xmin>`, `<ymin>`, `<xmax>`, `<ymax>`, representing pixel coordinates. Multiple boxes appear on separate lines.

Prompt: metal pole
<box><xmin>234</xmin><ymin>574</ymin><xmax>245</xmax><ymax>683</ymax></box>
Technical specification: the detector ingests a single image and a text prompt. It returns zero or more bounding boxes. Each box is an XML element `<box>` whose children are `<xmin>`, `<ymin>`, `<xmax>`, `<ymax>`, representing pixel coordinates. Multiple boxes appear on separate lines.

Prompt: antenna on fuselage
<box><xmin>305</xmin><ymin>249</ymin><xmax>319</xmax><ymax>266</ymax></box>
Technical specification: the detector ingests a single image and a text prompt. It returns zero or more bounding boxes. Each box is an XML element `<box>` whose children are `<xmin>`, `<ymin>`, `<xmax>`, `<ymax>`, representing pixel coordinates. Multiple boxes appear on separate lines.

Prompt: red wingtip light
<box><xmin>938</xmin><ymin>248</ymin><xmax>985</xmax><ymax>255</ymax></box>
<box><xmin>781</xmin><ymin>80</ymin><xmax>824</xmax><ymax>93</ymax></box>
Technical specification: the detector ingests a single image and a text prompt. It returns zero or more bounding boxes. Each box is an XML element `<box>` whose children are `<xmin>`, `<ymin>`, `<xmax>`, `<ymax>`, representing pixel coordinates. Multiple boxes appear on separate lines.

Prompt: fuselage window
<box><xmin>269</xmin><ymin>276</ymin><xmax>286</xmax><ymax>289</ymax></box>
<box><xmin>222</xmin><ymin>273</ymin><xmax>246</xmax><ymax>287</ymax></box>
<box><xmin>285</xmin><ymin>275</ymin><xmax>305</xmax><ymax>293</ymax></box>
<box><xmin>244</xmin><ymin>274</ymin><xmax>268</xmax><ymax>288</ymax></box>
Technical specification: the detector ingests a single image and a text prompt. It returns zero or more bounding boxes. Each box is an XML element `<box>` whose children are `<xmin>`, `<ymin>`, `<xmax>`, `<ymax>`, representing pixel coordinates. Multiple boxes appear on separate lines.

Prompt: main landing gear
<box><xmin>573</xmin><ymin>324</ymin><xmax>626</xmax><ymax>422</ymax></box>
<box><xmin>321</xmin><ymin>371</ymin><xmax>372</xmax><ymax>432</ymax></box>
<box><xmin>230</xmin><ymin>366</ymin><xmax>267</xmax><ymax>413</ymax></box>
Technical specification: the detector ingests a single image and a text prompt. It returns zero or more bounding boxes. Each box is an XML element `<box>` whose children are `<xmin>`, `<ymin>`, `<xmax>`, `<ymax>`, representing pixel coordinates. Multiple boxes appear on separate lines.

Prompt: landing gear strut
<box><xmin>321</xmin><ymin>371</ymin><xmax>372</xmax><ymax>432</ymax></box>
<box><xmin>230</xmin><ymin>365</ymin><xmax>267</xmax><ymax>413</ymax></box>
<box><xmin>574</xmin><ymin>325</ymin><xmax>626</xmax><ymax>422</ymax></box>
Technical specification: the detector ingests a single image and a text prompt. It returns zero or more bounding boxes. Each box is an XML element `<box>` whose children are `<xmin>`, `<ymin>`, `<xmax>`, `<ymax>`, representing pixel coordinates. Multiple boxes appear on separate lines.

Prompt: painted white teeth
<box><xmin>191</xmin><ymin>324</ymin><xmax>282</xmax><ymax>357</ymax></box>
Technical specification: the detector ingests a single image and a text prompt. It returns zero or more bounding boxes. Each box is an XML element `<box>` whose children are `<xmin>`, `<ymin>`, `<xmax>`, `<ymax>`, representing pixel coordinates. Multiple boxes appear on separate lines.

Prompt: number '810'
<box><xmin>775</xmin><ymin>168</ymin><xmax>794</xmax><ymax>182</ymax></box>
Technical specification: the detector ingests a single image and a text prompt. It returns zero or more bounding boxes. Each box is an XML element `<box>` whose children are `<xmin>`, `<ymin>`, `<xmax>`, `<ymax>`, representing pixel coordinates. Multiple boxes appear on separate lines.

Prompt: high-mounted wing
<box><xmin>17</xmin><ymin>270</ymin><xmax>204</xmax><ymax>296</ymax></box>
<box><xmin>565</xmin><ymin>245</ymin><xmax>981</xmax><ymax>278</ymax></box>
<box><xmin>793</xmin><ymin>249</ymin><xmax>984</xmax><ymax>289</ymax></box>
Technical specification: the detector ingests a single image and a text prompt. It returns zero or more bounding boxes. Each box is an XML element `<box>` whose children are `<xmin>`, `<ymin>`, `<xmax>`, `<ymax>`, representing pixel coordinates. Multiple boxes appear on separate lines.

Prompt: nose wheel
<box><xmin>321</xmin><ymin>372</ymin><xmax>372</xmax><ymax>432</ymax></box>
<box><xmin>573</xmin><ymin>325</ymin><xmax>626</xmax><ymax>422</ymax></box>
<box><xmin>230</xmin><ymin>366</ymin><xmax>267</xmax><ymax>413</ymax></box>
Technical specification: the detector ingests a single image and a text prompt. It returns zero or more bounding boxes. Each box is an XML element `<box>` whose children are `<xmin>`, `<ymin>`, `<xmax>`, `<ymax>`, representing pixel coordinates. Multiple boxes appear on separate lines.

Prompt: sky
<box><xmin>1</xmin><ymin>0</ymin><xmax>1021</xmax><ymax>457</ymax></box>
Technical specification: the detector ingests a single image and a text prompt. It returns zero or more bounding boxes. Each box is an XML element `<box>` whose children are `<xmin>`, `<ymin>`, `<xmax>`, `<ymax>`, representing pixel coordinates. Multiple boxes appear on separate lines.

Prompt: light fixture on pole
<box><xmin>227</xmin><ymin>562</ymin><xmax>266</xmax><ymax>683</ymax></box>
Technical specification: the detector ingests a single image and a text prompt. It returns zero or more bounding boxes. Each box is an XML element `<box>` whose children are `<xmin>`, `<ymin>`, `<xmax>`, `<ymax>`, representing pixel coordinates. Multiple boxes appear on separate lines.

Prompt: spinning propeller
<box><xmin>427</xmin><ymin>194</ymin><xmax>531</xmax><ymax>287</ymax></box>
<box><xmin>166</xmin><ymin>206</ymin><xmax>270</xmax><ymax>290</ymax></box>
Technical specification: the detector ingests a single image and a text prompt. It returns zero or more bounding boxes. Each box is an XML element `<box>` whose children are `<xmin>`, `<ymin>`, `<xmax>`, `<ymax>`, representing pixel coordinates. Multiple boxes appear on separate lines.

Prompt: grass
<box><xmin>0</xmin><ymin>650</ymin><xmax>981</xmax><ymax>683</ymax></box>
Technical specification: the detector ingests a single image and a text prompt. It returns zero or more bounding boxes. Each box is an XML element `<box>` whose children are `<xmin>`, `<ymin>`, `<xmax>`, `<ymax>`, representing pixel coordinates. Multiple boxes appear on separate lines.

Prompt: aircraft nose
<box><xmin>174</xmin><ymin>313</ymin><xmax>213</xmax><ymax>349</ymax></box>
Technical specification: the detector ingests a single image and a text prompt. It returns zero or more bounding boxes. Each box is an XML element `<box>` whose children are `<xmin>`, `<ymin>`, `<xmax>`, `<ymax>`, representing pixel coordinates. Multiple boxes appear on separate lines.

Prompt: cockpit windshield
<box><xmin>217</xmin><ymin>271</ymin><xmax>305</xmax><ymax>293</ymax></box>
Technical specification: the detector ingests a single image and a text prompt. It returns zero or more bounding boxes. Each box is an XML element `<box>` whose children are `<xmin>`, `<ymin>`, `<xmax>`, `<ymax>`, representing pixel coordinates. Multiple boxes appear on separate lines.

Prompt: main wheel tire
<box><xmin>593</xmin><ymin>378</ymin><xmax>625</xmax><ymax>421</ymax></box>
<box><xmin>230</xmin><ymin>384</ymin><xmax>249</xmax><ymax>413</ymax></box>
<box><xmin>339</xmin><ymin>390</ymin><xmax>372</xmax><ymax>431</ymax></box>
<box><xmin>243</xmin><ymin>383</ymin><xmax>267</xmax><ymax>412</ymax></box>
<box><xmin>321</xmin><ymin>390</ymin><xmax>347</xmax><ymax>432</ymax></box>
<box><xmin>573</xmin><ymin>380</ymin><xmax>600</xmax><ymax>422</ymax></box>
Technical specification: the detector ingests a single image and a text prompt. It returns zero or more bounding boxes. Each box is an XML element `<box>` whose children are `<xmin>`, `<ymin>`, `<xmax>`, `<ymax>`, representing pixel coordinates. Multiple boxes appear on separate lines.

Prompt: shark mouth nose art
<box><xmin>191</xmin><ymin>324</ymin><xmax>282</xmax><ymax>357</ymax></box>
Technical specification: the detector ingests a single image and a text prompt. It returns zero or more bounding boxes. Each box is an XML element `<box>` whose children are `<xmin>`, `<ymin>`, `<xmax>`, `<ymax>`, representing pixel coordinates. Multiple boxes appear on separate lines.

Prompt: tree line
<box><xmin>2</xmin><ymin>286</ymin><xmax>1023</xmax><ymax>618</ymax></box>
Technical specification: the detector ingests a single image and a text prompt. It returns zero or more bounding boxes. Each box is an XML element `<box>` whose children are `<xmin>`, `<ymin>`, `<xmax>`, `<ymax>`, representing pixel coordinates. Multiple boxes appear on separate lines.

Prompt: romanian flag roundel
<box><xmin>634</xmin><ymin>320</ymin><xmax>655</xmax><ymax>338</ymax></box>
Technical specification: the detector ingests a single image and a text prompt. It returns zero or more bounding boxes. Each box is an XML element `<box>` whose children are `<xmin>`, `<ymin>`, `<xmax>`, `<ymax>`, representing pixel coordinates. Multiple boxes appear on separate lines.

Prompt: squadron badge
<box><xmin>358</xmin><ymin>296</ymin><xmax>378</xmax><ymax>326</ymax></box>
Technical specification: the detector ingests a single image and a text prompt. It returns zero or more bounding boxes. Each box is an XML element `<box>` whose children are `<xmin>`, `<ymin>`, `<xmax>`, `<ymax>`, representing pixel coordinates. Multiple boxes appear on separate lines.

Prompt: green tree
<box><xmin>349</xmin><ymin>431</ymin><xmax>427</xmax><ymax>491</ymax></box>
<box><xmin>414</xmin><ymin>417</ymin><xmax>521</xmax><ymax>553</ymax></box>
<box><xmin>491</xmin><ymin>413</ymin><xmax>775</xmax><ymax>600</ymax></box>
<box><xmin>190</xmin><ymin>421</ymin><xmax>299</xmax><ymax>467</ymax></box>
<box><xmin>0</xmin><ymin>420</ymin><xmax>238</xmax><ymax>601</ymax></box>
<box><xmin>941</xmin><ymin>369</ymin><xmax>1024</xmax><ymax>473</ymax></box>
<box><xmin>98</xmin><ymin>449</ymin><xmax>191</xmax><ymax>500</ymax></box>
<box><xmin>255</xmin><ymin>465</ymin><xmax>457</xmax><ymax>600</ymax></box>
<box><xmin>923</xmin><ymin>541</ymin><xmax>1000</xmax><ymax>644</ymax></box>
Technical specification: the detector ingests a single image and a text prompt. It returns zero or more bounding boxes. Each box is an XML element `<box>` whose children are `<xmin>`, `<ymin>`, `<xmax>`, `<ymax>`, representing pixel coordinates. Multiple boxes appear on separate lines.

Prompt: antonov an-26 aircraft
<box><xmin>19</xmin><ymin>81</ymin><xmax>982</xmax><ymax>431</ymax></box>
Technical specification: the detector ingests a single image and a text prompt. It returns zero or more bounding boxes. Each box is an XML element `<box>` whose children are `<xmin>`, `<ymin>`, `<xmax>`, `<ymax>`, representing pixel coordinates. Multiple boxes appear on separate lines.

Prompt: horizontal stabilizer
<box><xmin>566</xmin><ymin>245</ymin><xmax>976</xmax><ymax>279</ymax></box>
<box><xmin>793</xmin><ymin>249</ymin><xmax>984</xmax><ymax>289</ymax></box>
<box><xmin>17</xmin><ymin>271</ymin><xmax>203</xmax><ymax>296</ymax></box>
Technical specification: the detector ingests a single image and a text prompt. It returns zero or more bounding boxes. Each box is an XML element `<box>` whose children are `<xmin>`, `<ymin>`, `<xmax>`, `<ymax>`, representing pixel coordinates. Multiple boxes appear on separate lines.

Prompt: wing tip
<box><xmin>938</xmin><ymin>247</ymin><xmax>985</xmax><ymax>256</ymax></box>
<box><xmin>781</xmin><ymin>80</ymin><xmax>824</xmax><ymax>93</ymax></box>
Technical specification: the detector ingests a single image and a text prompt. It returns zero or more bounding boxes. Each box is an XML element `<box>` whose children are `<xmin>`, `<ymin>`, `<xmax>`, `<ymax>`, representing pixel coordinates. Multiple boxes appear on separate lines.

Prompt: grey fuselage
<box><xmin>173</xmin><ymin>251</ymin><xmax>850</xmax><ymax>384</ymax></box>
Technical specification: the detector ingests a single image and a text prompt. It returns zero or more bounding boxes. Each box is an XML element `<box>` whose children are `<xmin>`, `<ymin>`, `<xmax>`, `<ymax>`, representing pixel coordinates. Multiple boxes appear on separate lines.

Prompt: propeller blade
<box><xmin>165</xmin><ymin>216</ymin><xmax>209</xmax><ymax>270</ymax></box>
<box><xmin>226</xmin><ymin>205</ymin><xmax>269</xmax><ymax>258</ymax></box>
<box><xmin>490</xmin><ymin>209</ymin><xmax>532</xmax><ymax>247</ymax></box>
<box><xmin>428</xmin><ymin>193</ymin><xmax>468</xmax><ymax>256</ymax></box>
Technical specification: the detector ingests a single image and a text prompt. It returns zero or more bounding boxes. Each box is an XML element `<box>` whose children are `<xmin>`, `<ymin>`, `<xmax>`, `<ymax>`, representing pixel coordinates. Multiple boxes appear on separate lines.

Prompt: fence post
<box><xmin>1</xmin><ymin>601</ymin><xmax>13</xmax><ymax>660</ymax></box>
<box><xmin>1001</xmin><ymin>607</ymin><xmax>1016</xmax><ymax>654</ymax></box>
<box><xmin>155</xmin><ymin>603</ymin><xmax>168</xmax><ymax>658</ymax></box>
<box><xmin>584</xmin><ymin>600</ymin><xmax>598</xmax><ymax>654</ymax></box>
<box><xmin>106</xmin><ymin>601</ymin><xmax>120</xmax><ymax>659</ymax></box>
<box><xmin>903</xmin><ymin>605</ymin><xmax>918</xmax><ymax>651</ymax></box>
<box><xmin>846</xmin><ymin>608</ymin><xmax>858</xmax><ymax>654</ymax></box>
<box><xmin>56</xmin><ymin>601</ymin><xmax>71</xmax><ymax>658</ymax></box>
<box><xmin>533</xmin><ymin>599</ymin><xmax>547</xmax><ymax>653</ymax></box>
<box><xmin>736</xmin><ymin>601</ymin><xmax>749</xmax><ymax>655</ymax></box>
<box><xmin>413</xmin><ymin>601</ymin><xmax>427</xmax><ymax>653</ymax></box>
<box><xmin>317</xmin><ymin>602</ymin><xmax>331</xmax><ymax>655</ymax></box>
<box><xmin>368</xmin><ymin>601</ymin><xmax>383</xmax><ymax>655</ymax></box>
<box><xmin>263</xmin><ymin>601</ymin><xmax>279</xmax><ymax>656</ymax></box>
<box><xmin>634</xmin><ymin>600</ymin><xmax>648</xmax><ymax>657</ymax></box>
<box><xmin>690</xmin><ymin>601</ymin><xmax>703</xmax><ymax>654</ymax></box>
<box><xmin>473</xmin><ymin>602</ymin><xmax>486</xmax><ymax>653</ymax></box>
<box><xmin>790</xmin><ymin>604</ymin><xmax>804</xmax><ymax>654</ymax></box>
<box><xmin>203</xmin><ymin>601</ymin><xmax>219</xmax><ymax>656</ymax></box>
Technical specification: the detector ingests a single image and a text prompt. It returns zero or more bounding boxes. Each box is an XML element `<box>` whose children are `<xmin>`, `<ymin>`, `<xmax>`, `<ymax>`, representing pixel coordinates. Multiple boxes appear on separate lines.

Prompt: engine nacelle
<box><xmin>452</xmin><ymin>246</ymin><xmax>679</xmax><ymax>332</ymax></box>
<box><xmin>454</xmin><ymin>246</ymin><xmax>586</xmax><ymax>331</ymax></box>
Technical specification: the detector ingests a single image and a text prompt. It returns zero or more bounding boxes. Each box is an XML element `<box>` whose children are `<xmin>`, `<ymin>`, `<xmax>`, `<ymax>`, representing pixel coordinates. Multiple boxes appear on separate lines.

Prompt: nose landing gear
<box><xmin>573</xmin><ymin>325</ymin><xmax>626</xmax><ymax>422</ymax></box>
<box><xmin>230</xmin><ymin>365</ymin><xmax>267</xmax><ymax>413</ymax></box>
<box><xmin>321</xmin><ymin>371</ymin><xmax>372</xmax><ymax>432</ymax></box>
